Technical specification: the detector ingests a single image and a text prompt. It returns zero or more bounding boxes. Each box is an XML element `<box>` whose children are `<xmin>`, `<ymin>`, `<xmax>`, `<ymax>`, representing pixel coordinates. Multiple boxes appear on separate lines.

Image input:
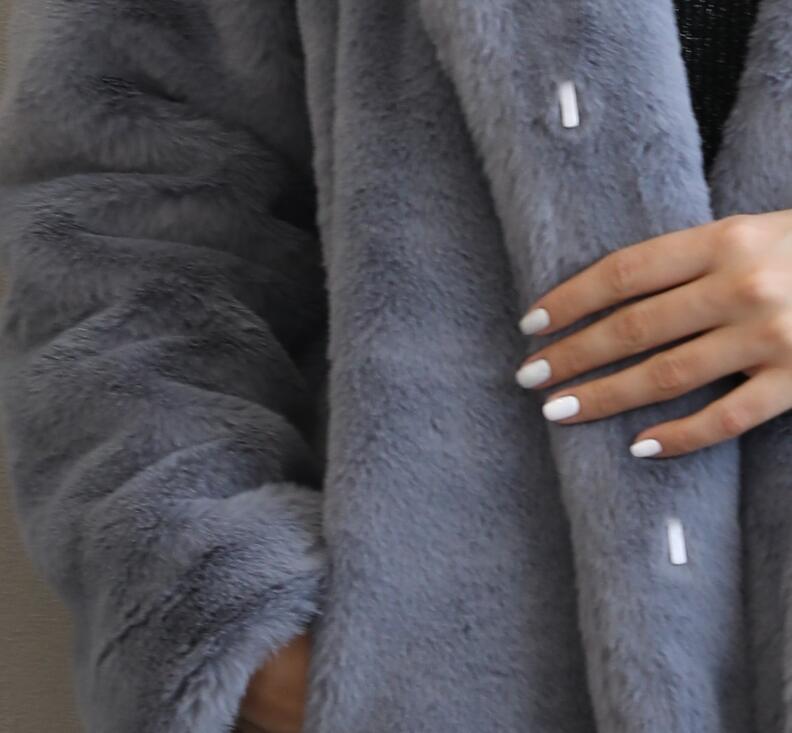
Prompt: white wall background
<box><xmin>0</xmin><ymin>1</ymin><xmax>83</xmax><ymax>730</ymax></box>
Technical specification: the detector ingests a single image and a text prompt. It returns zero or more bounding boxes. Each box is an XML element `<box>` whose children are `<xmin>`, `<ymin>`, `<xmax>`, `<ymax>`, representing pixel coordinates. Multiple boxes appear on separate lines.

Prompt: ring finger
<box><xmin>541</xmin><ymin>321</ymin><xmax>773</xmax><ymax>423</ymax></box>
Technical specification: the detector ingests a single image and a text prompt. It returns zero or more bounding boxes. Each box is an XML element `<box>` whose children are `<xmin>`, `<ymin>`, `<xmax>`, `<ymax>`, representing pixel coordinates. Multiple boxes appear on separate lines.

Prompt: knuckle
<box><xmin>735</xmin><ymin>268</ymin><xmax>785</xmax><ymax>309</ymax></box>
<box><xmin>761</xmin><ymin>312</ymin><xmax>792</xmax><ymax>352</ymax></box>
<box><xmin>717</xmin><ymin>215</ymin><xmax>761</xmax><ymax>259</ymax></box>
<box><xmin>606</xmin><ymin>250</ymin><xmax>642</xmax><ymax>296</ymax></box>
<box><xmin>587</xmin><ymin>380</ymin><xmax>619</xmax><ymax>416</ymax></box>
<box><xmin>670</xmin><ymin>426</ymin><xmax>696</xmax><ymax>452</ymax></box>
<box><xmin>613</xmin><ymin>306</ymin><xmax>652</xmax><ymax>351</ymax></box>
<box><xmin>560</xmin><ymin>341</ymin><xmax>589</xmax><ymax>375</ymax></box>
<box><xmin>717</xmin><ymin>405</ymin><xmax>751</xmax><ymax>438</ymax></box>
<box><xmin>649</xmin><ymin>352</ymin><xmax>690</xmax><ymax>392</ymax></box>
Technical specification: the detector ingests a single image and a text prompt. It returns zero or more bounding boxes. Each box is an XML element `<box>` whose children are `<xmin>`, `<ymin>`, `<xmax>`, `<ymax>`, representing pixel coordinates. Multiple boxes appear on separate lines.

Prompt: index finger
<box><xmin>518</xmin><ymin>218</ymin><xmax>722</xmax><ymax>335</ymax></box>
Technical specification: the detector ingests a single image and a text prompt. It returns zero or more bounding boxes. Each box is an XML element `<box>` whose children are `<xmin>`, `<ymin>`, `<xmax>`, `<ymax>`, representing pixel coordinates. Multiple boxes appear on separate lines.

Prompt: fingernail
<box><xmin>515</xmin><ymin>358</ymin><xmax>552</xmax><ymax>389</ymax></box>
<box><xmin>542</xmin><ymin>395</ymin><xmax>580</xmax><ymax>421</ymax></box>
<box><xmin>629</xmin><ymin>438</ymin><xmax>663</xmax><ymax>458</ymax></box>
<box><xmin>519</xmin><ymin>307</ymin><xmax>550</xmax><ymax>335</ymax></box>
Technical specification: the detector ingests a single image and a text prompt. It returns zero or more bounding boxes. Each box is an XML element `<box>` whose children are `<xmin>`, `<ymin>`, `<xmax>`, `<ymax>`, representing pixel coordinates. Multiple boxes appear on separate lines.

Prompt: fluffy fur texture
<box><xmin>1</xmin><ymin>0</ymin><xmax>791</xmax><ymax>731</ymax></box>
<box><xmin>0</xmin><ymin>2</ymin><xmax>329</xmax><ymax>731</ymax></box>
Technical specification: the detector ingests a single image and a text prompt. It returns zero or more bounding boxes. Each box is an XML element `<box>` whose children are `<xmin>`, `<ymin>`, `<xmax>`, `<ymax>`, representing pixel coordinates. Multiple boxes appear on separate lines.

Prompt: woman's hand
<box><xmin>515</xmin><ymin>211</ymin><xmax>792</xmax><ymax>458</ymax></box>
<box><xmin>237</xmin><ymin>629</ymin><xmax>312</xmax><ymax>733</ymax></box>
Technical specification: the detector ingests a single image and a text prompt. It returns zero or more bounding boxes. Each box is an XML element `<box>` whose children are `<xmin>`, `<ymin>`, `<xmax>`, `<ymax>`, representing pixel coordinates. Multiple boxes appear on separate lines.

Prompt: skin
<box><xmin>516</xmin><ymin>212</ymin><xmax>792</xmax><ymax>457</ymax></box>
<box><xmin>237</xmin><ymin>629</ymin><xmax>312</xmax><ymax>733</ymax></box>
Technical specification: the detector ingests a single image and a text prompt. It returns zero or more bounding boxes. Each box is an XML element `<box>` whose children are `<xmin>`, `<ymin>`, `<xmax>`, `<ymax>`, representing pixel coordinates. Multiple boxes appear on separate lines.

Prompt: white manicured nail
<box><xmin>515</xmin><ymin>359</ymin><xmax>552</xmax><ymax>389</ymax></box>
<box><xmin>542</xmin><ymin>395</ymin><xmax>580</xmax><ymax>421</ymax></box>
<box><xmin>629</xmin><ymin>438</ymin><xmax>663</xmax><ymax>458</ymax></box>
<box><xmin>519</xmin><ymin>307</ymin><xmax>550</xmax><ymax>335</ymax></box>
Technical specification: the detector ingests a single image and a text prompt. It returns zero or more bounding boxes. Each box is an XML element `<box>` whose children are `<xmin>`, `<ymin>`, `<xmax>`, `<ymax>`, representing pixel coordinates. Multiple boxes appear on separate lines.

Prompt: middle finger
<box><xmin>540</xmin><ymin>320</ymin><xmax>772</xmax><ymax>423</ymax></box>
<box><xmin>516</xmin><ymin>272</ymin><xmax>731</xmax><ymax>390</ymax></box>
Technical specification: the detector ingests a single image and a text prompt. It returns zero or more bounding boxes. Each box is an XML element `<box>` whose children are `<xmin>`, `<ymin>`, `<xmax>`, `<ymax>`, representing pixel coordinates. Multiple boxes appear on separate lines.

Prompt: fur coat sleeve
<box><xmin>0</xmin><ymin>2</ymin><xmax>329</xmax><ymax>731</ymax></box>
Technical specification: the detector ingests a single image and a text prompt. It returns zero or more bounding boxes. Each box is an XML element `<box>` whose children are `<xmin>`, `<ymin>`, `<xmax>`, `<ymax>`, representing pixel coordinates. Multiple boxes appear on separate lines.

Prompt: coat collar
<box><xmin>420</xmin><ymin>0</ymin><xmax>792</xmax><ymax>292</ymax></box>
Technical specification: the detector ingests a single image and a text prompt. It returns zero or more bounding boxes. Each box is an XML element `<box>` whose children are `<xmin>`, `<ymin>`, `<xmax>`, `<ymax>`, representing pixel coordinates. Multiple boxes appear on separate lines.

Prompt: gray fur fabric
<box><xmin>1</xmin><ymin>0</ymin><xmax>791</xmax><ymax>731</ymax></box>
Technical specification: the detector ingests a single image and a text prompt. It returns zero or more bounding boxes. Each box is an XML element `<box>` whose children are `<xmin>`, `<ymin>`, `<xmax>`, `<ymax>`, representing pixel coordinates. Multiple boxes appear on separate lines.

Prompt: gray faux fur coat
<box><xmin>1</xmin><ymin>0</ymin><xmax>791</xmax><ymax>731</ymax></box>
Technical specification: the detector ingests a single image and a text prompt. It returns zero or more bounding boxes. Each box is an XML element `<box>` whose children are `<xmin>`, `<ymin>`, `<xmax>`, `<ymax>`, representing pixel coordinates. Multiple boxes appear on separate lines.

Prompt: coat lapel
<box><xmin>419</xmin><ymin>1</ymin><xmax>763</xmax><ymax>729</ymax></box>
<box><xmin>708</xmin><ymin>2</ymin><xmax>792</xmax><ymax>730</ymax></box>
<box><xmin>299</xmin><ymin>0</ymin><xmax>792</xmax><ymax>727</ymax></box>
<box><xmin>710</xmin><ymin>0</ymin><xmax>792</xmax><ymax>216</ymax></box>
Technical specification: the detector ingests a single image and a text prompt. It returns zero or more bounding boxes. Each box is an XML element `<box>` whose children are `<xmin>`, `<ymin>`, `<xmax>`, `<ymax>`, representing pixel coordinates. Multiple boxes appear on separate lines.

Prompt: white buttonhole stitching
<box><xmin>666</xmin><ymin>517</ymin><xmax>688</xmax><ymax>566</ymax></box>
<box><xmin>558</xmin><ymin>80</ymin><xmax>580</xmax><ymax>128</ymax></box>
